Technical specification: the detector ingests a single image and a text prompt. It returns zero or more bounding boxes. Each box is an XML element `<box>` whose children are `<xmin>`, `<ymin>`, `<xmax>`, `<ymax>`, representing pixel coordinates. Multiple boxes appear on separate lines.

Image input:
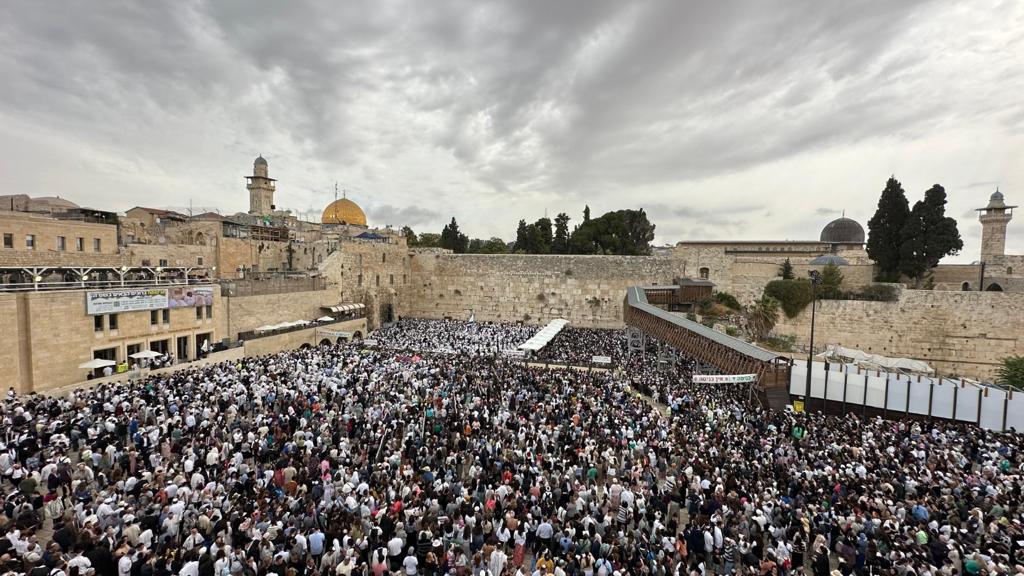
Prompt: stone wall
<box><xmin>123</xmin><ymin>243</ymin><xmax>217</xmax><ymax>268</ymax></box>
<box><xmin>0</xmin><ymin>285</ymin><xmax>227</xmax><ymax>394</ymax></box>
<box><xmin>319</xmin><ymin>240</ymin><xmax>413</xmax><ymax>328</ymax></box>
<box><xmin>774</xmin><ymin>288</ymin><xmax>1024</xmax><ymax>380</ymax></box>
<box><xmin>0</xmin><ymin>211</ymin><xmax>122</xmax><ymax>267</ymax></box>
<box><xmin>402</xmin><ymin>254</ymin><xmax>684</xmax><ymax>328</ymax></box>
<box><xmin>241</xmin><ymin>318</ymin><xmax>367</xmax><ymax>357</ymax></box>
<box><xmin>225</xmin><ymin>289</ymin><xmax>341</xmax><ymax>337</ymax></box>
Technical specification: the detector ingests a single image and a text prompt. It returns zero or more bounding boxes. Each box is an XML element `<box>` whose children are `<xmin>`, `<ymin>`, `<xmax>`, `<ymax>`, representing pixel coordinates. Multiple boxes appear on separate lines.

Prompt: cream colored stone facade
<box><xmin>241</xmin><ymin>319</ymin><xmax>367</xmax><ymax>357</ymax></box>
<box><xmin>0</xmin><ymin>211</ymin><xmax>121</xmax><ymax>267</ymax></box>
<box><xmin>225</xmin><ymin>289</ymin><xmax>343</xmax><ymax>337</ymax></box>
<box><xmin>774</xmin><ymin>288</ymin><xmax>1024</xmax><ymax>380</ymax></box>
<box><xmin>0</xmin><ymin>285</ymin><xmax>227</xmax><ymax>394</ymax></box>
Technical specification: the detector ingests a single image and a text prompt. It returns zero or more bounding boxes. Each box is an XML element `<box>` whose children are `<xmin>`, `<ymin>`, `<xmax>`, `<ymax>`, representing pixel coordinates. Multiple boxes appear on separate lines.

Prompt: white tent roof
<box><xmin>324</xmin><ymin>303</ymin><xmax>365</xmax><ymax>313</ymax></box>
<box><xmin>255</xmin><ymin>319</ymin><xmax>310</xmax><ymax>333</ymax></box>
<box><xmin>818</xmin><ymin>344</ymin><xmax>934</xmax><ymax>374</ymax></box>
<box><xmin>518</xmin><ymin>318</ymin><xmax>570</xmax><ymax>351</ymax></box>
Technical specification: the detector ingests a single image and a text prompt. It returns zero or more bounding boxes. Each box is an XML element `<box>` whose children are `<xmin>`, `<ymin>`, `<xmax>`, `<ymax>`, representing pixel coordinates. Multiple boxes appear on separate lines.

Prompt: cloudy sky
<box><xmin>1</xmin><ymin>0</ymin><xmax>1022</xmax><ymax>261</ymax></box>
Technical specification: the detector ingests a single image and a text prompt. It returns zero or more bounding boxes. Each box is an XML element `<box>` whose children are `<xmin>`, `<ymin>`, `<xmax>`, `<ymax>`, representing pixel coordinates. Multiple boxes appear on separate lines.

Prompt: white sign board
<box><xmin>361</xmin><ymin>339</ymin><xmax>378</xmax><ymax>346</ymax></box>
<box><xmin>592</xmin><ymin>355</ymin><xmax>613</xmax><ymax>364</ymax></box>
<box><xmin>503</xmin><ymin>349</ymin><xmax>526</xmax><ymax>358</ymax></box>
<box><xmin>692</xmin><ymin>373</ymin><xmax>759</xmax><ymax>384</ymax></box>
<box><xmin>86</xmin><ymin>289</ymin><xmax>169</xmax><ymax>315</ymax></box>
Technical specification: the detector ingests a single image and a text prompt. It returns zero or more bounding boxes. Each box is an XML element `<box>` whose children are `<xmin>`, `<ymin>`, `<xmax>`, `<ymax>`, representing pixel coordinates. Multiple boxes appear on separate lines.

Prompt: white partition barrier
<box><xmin>789</xmin><ymin>360</ymin><xmax>1017</xmax><ymax>432</ymax></box>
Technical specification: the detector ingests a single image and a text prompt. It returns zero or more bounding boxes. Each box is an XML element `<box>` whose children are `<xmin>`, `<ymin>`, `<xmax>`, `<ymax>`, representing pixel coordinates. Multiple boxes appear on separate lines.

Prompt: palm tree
<box><xmin>747</xmin><ymin>295</ymin><xmax>780</xmax><ymax>342</ymax></box>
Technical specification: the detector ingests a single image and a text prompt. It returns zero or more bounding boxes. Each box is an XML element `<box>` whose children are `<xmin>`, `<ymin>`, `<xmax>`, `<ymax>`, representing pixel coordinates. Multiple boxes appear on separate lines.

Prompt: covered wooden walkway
<box><xmin>624</xmin><ymin>286</ymin><xmax>792</xmax><ymax>400</ymax></box>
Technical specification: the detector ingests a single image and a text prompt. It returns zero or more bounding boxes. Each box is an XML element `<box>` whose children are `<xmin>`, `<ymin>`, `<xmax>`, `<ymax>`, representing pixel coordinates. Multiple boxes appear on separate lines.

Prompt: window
<box><xmin>158</xmin><ymin>259</ymin><xmax>168</xmax><ymax>267</ymax></box>
<box><xmin>2</xmin><ymin>233</ymin><xmax>11</xmax><ymax>248</ymax></box>
<box><xmin>699</xmin><ymin>267</ymin><xmax>710</xmax><ymax>280</ymax></box>
<box><xmin>382</xmin><ymin>253</ymin><xmax>387</xmax><ymax>263</ymax></box>
<box><xmin>76</xmin><ymin>237</ymin><xmax>84</xmax><ymax>251</ymax></box>
<box><xmin>56</xmin><ymin>236</ymin><xmax>66</xmax><ymax>251</ymax></box>
<box><xmin>94</xmin><ymin>315</ymin><xmax>104</xmax><ymax>332</ymax></box>
<box><xmin>196</xmin><ymin>307</ymin><xmax>203</xmax><ymax>320</ymax></box>
<box><xmin>357</xmin><ymin>274</ymin><xmax>363</xmax><ymax>286</ymax></box>
<box><xmin>375</xmin><ymin>274</ymin><xmax>380</xmax><ymax>287</ymax></box>
<box><xmin>1009</xmin><ymin>267</ymin><xmax>1015</xmax><ymax>275</ymax></box>
<box><xmin>151</xmin><ymin>310</ymin><xmax>159</xmax><ymax>325</ymax></box>
<box><xmin>197</xmin><ymin>257</ymin><xmax>204</xmax><ymax>266</ymax></box>
<box><xmin>108</xmin><ymin>314</ymin><xmax>118</xmax><ymax>330</ymax></box>
<box><xmin>403</xmin><ymin>274</ymin><xmax>406</xmax><ymax>284</ymax></box>
<box><xmin>162</xmin><ymin>309</ymin><xmax>170</xmax><ymax>324</ymax></box>
<box><xmin>389</xmin><ymin>274</ymin><xmax>394</xmax><ymax>285</ymax></box>
<box><xmin>93</xmin><ymin>238</ymin><xmax>101</xmax><ymax>252</ymax></box>
<box><xmin>205</xmin><ymin>305</ymin><xmax>212</xmax><ymax>319</ymax></box>
<box><xmin>961</xmin><ymin>282</ymin><xmax>971</xmax><ymax>291</ymax></box>
<box><xmin>26</xmin><ymin>235</ymin><xmax>35</xmax><ymax>249</ymax></box>
<box><xmin>141</xmin><ymin>259</ymin><xmax>152</xmax><ymax>267</ymax></box>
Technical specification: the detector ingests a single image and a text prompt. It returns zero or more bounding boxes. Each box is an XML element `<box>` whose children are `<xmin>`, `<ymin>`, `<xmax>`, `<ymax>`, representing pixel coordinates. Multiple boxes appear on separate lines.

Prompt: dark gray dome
<box><xmin>820</xmin><ymin>217</ymin><xmax>865</xmax><ymax>244</ymax></box>
<box><xmin>254</xmin><ymin>155</ymin><xmax>268</xmax><ymax>166</ymax></box>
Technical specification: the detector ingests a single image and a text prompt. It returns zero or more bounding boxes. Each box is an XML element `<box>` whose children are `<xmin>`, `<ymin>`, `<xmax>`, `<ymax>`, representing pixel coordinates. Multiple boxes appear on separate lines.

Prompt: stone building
<box><xmin>673</xmin><ymin>216</ymin><xmax>875</xmax><ymax>303</ymax></box>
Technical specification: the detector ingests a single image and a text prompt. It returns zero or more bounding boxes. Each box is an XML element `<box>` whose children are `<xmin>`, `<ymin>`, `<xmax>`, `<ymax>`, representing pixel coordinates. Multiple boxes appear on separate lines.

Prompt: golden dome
<box><xmin>321</xmin><ymin>198</ymin><xmax>367</xmax><ymax>226</ymax></box>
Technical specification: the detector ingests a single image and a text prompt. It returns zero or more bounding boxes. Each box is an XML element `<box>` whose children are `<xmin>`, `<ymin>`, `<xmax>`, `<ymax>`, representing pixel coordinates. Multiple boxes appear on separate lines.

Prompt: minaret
<box><xmin>247</xmin><ymin>156</ymin><xmax>276</xmax><ymax>216</ymax></box>
<box><xmin>976</xmin><ymin>189</ymin><xmax>1016</xmax><ymax>261</ymax></box>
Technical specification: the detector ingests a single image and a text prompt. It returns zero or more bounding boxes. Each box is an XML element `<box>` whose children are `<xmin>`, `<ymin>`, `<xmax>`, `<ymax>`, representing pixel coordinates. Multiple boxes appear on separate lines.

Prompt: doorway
<box><xmin>176</xmin><ymin>335</ymin><xmax>190</xmax><ymax>362</ymax></box>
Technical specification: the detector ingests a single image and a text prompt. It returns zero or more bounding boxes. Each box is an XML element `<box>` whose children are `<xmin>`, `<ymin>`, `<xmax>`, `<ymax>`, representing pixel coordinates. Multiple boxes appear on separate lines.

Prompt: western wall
<box><xmin>773</xmin><ymin>288</ymin><xmax>1024</xmax><ymax>380</ymax></box>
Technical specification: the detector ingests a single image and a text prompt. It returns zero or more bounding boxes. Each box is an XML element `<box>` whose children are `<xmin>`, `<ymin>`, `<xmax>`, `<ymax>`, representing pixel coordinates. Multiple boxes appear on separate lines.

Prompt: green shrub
<box><xmin>713</xmin><ymin>291</ymin><xmax>741</xmax><ymax>310</ymax></box>
<box><xmin>850</xmin><ymin>284</ymin><xmax>898</xmax><ymax>302</ymax></box>
<box><xmin>764</xmin><ymin>279</ymin><xmax>813</xmax><ymax>318</ymax></box>
<box><xmin>997</xmin><ymin>356</ymin><xmax>1024</xmax><ymax>391</ymax></box>
<box><xmin>760</xmin><ymin>334</ymin><xmax>796</xmax><ymax>352</ymax></box>
<box><xmin>725</xmin><ymin>326</ymin><xmax>740</xmax><ymax>337</ymax></box>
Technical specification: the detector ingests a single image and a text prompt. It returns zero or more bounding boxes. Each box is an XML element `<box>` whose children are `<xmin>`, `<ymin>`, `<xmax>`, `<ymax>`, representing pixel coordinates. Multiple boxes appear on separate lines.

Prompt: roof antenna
<box><xmin>334</xmin><ymin>182</ymin><xmax>338</xmax><ymax>203</ymax></box>
<box><xmin>842</xmin><ymin>209</ymin><xmax>845</xmax><ymax>218</ymax></box>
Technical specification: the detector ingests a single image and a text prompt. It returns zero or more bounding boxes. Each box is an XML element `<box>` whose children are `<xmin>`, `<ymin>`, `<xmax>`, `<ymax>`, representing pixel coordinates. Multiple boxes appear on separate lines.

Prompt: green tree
<box><xmin>583</xmin><ymin>205</ymin><xmax>591</xmax><ymax>223</ymax></box>
<box><xmin>479</xmin><ymin>237</ymin><xmax>510</xmax><ymax>254</ymax></box>
<box><xmin>534</xmin><ymin>217</ymin><xmax>553</xmax><ymax>253</ymax></box>
<box><xmin>997</xmin><ymin>356</ymin><xmax>1024</xmax><ymax>391</ymax></box>
<box><xmin>898</xmin><ymin>184</ymin><xmax>963</xmax><ymax>283</ymax></box>
<box><xmin>416</xmin><ymin>233</ymin><xmax>441</xmax><ymax>248</ymax></box>
<box><xmin>764</xmin><ymin>279</ymin><xmax>813</xmax><ymax>318</ymax></box>
<box><xmin>779</xmin><ymin>258</ymin><xmax>795</xmax><ymax>280</ymax></box>
<box><xmin>440</xmin><ymin>218</ymin><xmax>469</xmax><ymax>253</ymax></box>
<box><xmin>553</xmin><ymin>213</ymin><xmax>570</xmax><ymax>254</ymax></box>
<box><xmin>867</xmin><ymin>177</ymin><xmax>911</xmax><ymax>282</ymax></box>
<box><xmin>747</xmin><ymin>294</ymin><xmax>781</xmax><ymax>341</ymax></box>
<box><xmin>513</xmin><ymin>220</ymin><xmax>529</xmax><ymax>252</ymax></box>
<box><xmin>818</xmin><ymin>263</ymin><xmax>844</xmax><ymax>299</ymax></box>
<box><xmin>569</xmin><ymin>208</ymin><xmax>655</xmax><ymax>255</ymax></box>
<box><xmin>400</xmin><ymin>226</ymin><xmax>417</xmax><ymax>246</ymax></box>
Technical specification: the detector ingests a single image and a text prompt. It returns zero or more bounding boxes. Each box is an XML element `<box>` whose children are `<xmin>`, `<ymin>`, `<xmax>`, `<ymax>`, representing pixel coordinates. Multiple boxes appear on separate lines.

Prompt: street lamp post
<box><xmin>805</xmin><ymin>270</ymin><xmax>822</xmax><ymax>404</ymax></box>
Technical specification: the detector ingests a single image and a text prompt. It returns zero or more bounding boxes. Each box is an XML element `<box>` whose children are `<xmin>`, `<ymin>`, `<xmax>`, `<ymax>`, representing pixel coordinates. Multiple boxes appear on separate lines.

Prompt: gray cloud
<box><xmin>0</xmin><ymin>0</ymin><xmax>1022</xmax><ymax>261</ymax></box>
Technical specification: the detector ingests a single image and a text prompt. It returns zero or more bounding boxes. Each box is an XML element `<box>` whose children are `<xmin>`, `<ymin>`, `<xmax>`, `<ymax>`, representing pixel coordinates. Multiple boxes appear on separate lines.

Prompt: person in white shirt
<box><xmin>117</xmin><ymin>552</ymin><xmax>133</xmax><ymax>576</ymax></box>
<box><xmin>402</xmin><ymin>548</ymin><xmax>418</xmax><ymax>575</ymax></box>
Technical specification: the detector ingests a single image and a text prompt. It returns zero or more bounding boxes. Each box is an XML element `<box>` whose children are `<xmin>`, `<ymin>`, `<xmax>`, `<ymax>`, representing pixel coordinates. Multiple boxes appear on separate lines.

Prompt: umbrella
<box><xmin>130</xmin><ymin>350</ymin><xmax>162</xmax><ymax>359</ymax></box>
<box><xmin>317</xmin><ymin>316</ymin><xmax>335</xmax><ymax>322</ymax></box>
<box><xmin>79</xmin><ymin>359</ymin><xmax>116</xmax><ymax>369</ymax></box>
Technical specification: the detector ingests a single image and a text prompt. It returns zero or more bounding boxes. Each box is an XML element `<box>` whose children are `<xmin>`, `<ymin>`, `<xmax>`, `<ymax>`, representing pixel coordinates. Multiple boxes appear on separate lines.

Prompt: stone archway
<box><xmin>319</xmin><ymin>338</ymin><xmax>333</xmax><ymax>347</ymax></box>
<box><xmin>961</xmin><ymin>282</ymin><xmax>971</xmax><ymax>291</ymax></box>
<box><xmin>986</xmin><ymin>283</ymin><xmax>1004</xmax><ymax>292</ymax></box>
<box><xmin>299</xmin><ymin>343</ymin><xmax>313</xmax><ymax>350</ymax></box>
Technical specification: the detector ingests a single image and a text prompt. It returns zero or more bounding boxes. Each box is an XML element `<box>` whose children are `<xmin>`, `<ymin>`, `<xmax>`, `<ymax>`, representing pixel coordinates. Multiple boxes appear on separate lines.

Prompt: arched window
<box><xmin>699</xmin><ymin>267</ymin><xmax>710</xmax><ymax>280</ymax></box>
<box><xmin>961</xmin><ymin>282</ymin><xmax>971</xmax><ymax>291</ymax></box>
<box><xmin>1008</xmin><ymin>267</ymin><xmax>1014</xmax><ymax>275</ymax></box>
<box><xmin>986</xmin><ymin>283</ymin><xmax>1003</xmax><ymax>292</ymax></box>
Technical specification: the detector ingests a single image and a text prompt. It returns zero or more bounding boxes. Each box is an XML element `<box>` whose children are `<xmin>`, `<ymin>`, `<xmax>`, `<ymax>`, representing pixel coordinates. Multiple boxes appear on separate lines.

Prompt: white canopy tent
<box><xmin>255</xmin><ymin>319</ymin><xmax>311</xmax><ymax>333</ymax></box>
<box><xmin>324</xmin><ymin>303</ymin><xmax>365</xmax><ymax>314</ymax></box>
<box><xmin>129</xmin><ymin>350</ymin><xmax>162</xmax><ymax>359</ymax></box>
<box><xmin>79</xmin><ymin>358</ymin><xmax>116</xmax><ymax>369</ymax></box>
<box><xmin>817</xmin><ymin>344</ymin><xmax>934</xmax><ymax>374</ymax></box>
<box><xmin>518</xmin><ymin>318</ymin><xmax>570</xmax><ymax>352</ymax></box>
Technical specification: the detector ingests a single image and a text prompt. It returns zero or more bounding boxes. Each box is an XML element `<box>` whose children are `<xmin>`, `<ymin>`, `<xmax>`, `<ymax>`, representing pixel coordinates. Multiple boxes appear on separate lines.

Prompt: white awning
<box><xmin>324</xmin><ymin>303</ymin><xmax>366</xmax><ymax>313</ymax></box>
<box><xmin>817</xmin><ymin>344</ymin><xmax>934</xmax><ymax>374</ymax></box>
<box><xmin>518</xmin><ymin>318</ymin><xmax>570</xmax><ymax>351</ymax></box>
<box><xmin>255</xmin><ymin>319</ymin><xmax>311</xmax><ymax>333</ymax></box>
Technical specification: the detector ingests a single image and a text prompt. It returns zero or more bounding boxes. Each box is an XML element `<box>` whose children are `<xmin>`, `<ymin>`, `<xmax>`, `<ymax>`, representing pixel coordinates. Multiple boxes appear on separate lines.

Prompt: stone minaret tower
<box><xmin>976</xmin><ymin>190</ymin><xmax>1016</xmax><ymax>261</ymax></box>
<box><xmin>247</xmin><ymin>156</ymin><xmax>276</xmax><ymax>216</ymax></box>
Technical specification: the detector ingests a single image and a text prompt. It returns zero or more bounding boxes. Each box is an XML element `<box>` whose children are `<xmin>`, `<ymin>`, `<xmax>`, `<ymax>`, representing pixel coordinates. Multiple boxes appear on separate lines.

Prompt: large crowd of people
<box><xmin>1</xmin><ymin>320</ymin><xmax>1022</xmax><ymax>576</ymax></box>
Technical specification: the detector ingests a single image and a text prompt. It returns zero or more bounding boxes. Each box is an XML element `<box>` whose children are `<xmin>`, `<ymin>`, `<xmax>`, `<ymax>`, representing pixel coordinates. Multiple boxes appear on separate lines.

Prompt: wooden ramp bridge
<box><xmin>624</xmin><ymin>284</ymin><xmax>792</xmax><ymax>410</ymax></box>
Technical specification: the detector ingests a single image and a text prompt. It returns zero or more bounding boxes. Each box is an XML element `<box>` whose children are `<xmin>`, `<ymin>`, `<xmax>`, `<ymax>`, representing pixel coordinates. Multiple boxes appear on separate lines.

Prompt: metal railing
<box><xmin>0</xmin><ymin>266</ymin><xmax>210</xmax><ymax>292</ymax></box>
